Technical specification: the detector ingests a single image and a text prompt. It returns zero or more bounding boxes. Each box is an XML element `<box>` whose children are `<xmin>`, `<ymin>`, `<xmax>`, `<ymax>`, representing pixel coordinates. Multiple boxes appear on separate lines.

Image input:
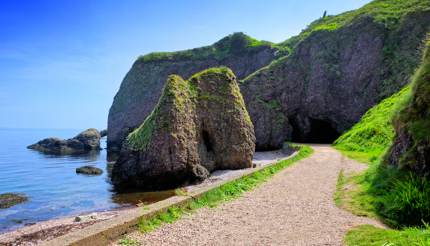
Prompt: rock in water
<box><xmin>27</xmin><ymin>128</ymin><xmax>101</xmax><ymax>155</ymax></box>
<box><xmin>112</xmin><ymin>67</ymin><xmax>255</xmax><ymax>190</ymax></box>
<box><xmin>386</xmin><ymin>40</ymin><xmax>430</xmax><ymax>176</ymax></box>
<box><xmin>99</xmin><ymin>129</ymin><xmax>107</xmax><ymax>137</ymax></box>
<box><xmin>76</xmin><ymin>166</ymin><xmax>103</xmax><ymax>175</ymax></box>
<box><xmin>0</xmin><ymin>193</ymin><xmax>28</xmax><ymax>209</ymax></box>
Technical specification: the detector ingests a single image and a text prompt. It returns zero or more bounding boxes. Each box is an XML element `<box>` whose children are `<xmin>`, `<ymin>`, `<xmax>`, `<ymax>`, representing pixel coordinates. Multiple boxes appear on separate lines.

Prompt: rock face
<box><xmin>107</xmin><ymin>33</ymin><xmax>280</xmax><ymax>152</ymax></box>
<box><xmin>241</xmin><ymin>11</ymin><xmax>430</xmax><ymax>149</ymax></box>
<box><xmin>0</xmin><ymin>193</ymin><xmax>28</xmax><ymax>209</ymax></box>
<box><xmin>108</xmin><ymin>5</ymin><xmax>430</xmax><ymax>151</ymax></box>
<box><xmin>386</xmin><ymin>40</ymin><xmax>430</xmax><ymax>176</ymax></box>
<box><xmin>28</xmin><ymin>128</ymin><xmax>101</xmax><ymax>155</ymax></box>
<box><xmin>76</xmin><ymin>166</ymin><xmax>103</xmax><ymax>175</ymax></box>
<box><xmin>112</xmin><ymin>68</ymin><xmax>255</xmax><ymax>190</ymax></box>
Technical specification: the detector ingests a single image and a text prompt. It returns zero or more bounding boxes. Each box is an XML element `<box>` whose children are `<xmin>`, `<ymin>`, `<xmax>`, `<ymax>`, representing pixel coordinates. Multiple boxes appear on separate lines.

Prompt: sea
<box><xmin>0</xmin><ymin>128</ymin><xmax>171</xmax><ymax>233</ymax></box>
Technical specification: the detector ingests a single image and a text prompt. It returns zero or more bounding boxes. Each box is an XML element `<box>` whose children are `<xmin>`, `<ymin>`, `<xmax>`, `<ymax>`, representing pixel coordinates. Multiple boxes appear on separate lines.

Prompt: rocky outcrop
<box><xmin>76</xmin><ymin>166</ymin><xmax>103</xmax><ymax>175</ymax></box>
<box><xmin>107</xmin><ymin>33</ymin><xmax>280</xmax><ymax>152</ymax></box>
<box><xmin>112</xmin><ymin>68</ymin><xmax>255</xmax><ymax>190</ymax></box>
<box><xmin>108</xmin><ymin>6</ymin><xmax>430</xmax><ymax>151</ymax></box>
<box><xmin>386</xmin><ymin>39</ymin><xmax>430</xmax><ymax>176</ymax></box>
<box><xmin>28</xmin><ymin>128</ymin><xmax>101</xmax><ymax>155</ymax></box>
<box><xmin>99</xmin><ymin>129</ymin><xmax>107</xmax><ymax>137</ymax></box>
<box><xmin>0</xmin><ymin>193</ymin><xmax>28</xmax><ymax>209</ymax></box>
<box><xmin>241</xmin><ymin>11</ymin><xmax>430</xmax><ymax>149</ymax></box>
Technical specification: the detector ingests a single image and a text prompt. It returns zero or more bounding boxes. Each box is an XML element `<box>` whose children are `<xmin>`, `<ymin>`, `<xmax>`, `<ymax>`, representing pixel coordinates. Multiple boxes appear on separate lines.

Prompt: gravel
<box><xmin>112</xmin><ymin>145</ymin><xmax>384</xmax><ymax>246</ymax></box>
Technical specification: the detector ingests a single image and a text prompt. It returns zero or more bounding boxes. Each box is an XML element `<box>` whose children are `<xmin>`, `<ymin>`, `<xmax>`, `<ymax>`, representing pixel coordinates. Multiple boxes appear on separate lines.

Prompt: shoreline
<box><xmin>0</xmin><ymin>149</ymin><xmax>293</xmax><ymax>245</ymax></box>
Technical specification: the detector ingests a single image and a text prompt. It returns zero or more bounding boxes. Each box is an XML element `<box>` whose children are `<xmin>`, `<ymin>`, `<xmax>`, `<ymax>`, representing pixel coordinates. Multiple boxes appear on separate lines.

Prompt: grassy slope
<box><xmin>392</xmin><ymin>39</ymin><xmax>430</xmax><ymax>170</ymax></box>
<box><xmin>278</xmin><ymin>0</ymin><xmax>430</xmax><ymax>51</ymax></box>
<box><xmin>333</xmin><ymin>41</ymin><xmax>430</xmax><ymax>245</ymax></box>
<box><xmin>334</xmin><ymin>86</ymin><xmax>411</xmax><ymax>164</ymax></box>
<box><xmin>138</xmin><ymin>32</ymin><xmax>286</xmax><ymax>63</ymax></box>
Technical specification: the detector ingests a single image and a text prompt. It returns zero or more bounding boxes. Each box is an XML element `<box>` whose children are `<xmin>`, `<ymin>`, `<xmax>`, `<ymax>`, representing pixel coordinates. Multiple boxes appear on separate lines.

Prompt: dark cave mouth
<box><xmin>291</xmin><ymin>118</ymin><xmax>340</xmax><ymax>144</ymax></box>
<box><xmin>202</xmin><ymin>130</ymin><xmax>214</xmax><ymax>152</ymax></box>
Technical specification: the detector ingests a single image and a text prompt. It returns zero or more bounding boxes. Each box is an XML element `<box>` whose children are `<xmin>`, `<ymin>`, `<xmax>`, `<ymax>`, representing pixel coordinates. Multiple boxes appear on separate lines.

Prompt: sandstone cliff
<box><xmin>112</xmin><ymin>68</ymin><xmax>255</xmax><ymax>190</ymax></box>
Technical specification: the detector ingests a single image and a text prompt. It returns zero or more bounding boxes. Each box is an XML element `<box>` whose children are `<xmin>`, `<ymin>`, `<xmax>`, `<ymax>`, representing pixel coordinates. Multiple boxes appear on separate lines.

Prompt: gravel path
<box><xmin>113</xmin><ymin>145</ymin><xmax>384</xmax><ymax>246</ymax></box>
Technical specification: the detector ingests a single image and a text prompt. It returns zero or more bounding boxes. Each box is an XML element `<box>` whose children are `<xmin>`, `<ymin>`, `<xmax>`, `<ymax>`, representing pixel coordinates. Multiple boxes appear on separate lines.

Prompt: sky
<box><xmin>0</xmin><ymin>0</ymin><xmax>371</xmax><ymax>130</ymax></box>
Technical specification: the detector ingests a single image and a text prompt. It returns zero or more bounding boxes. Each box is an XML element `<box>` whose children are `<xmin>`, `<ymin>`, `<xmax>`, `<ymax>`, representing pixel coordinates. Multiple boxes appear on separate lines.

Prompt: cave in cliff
<box><xmin>290</xmin><ymin>117</ymin><xmax>340</xmax><ymax>144</ymax></box>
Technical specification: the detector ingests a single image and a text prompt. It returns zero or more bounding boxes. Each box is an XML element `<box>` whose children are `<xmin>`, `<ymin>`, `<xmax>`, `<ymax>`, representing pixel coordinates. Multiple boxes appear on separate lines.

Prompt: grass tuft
<box><xmin>345</xmin><ymin>224</ymin><xmax>430</xmax><ymax>246</ymax></box>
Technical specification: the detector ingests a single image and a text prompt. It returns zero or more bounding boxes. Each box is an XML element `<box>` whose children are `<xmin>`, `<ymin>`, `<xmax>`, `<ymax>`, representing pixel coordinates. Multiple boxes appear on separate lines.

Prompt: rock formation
<box><xmin>99</xmin><ymin>129</ymin><xmax>107</xmax><ymax>137</ymax></box>
<box><xmin>107</xmin><ymin>2</ymin><xmax>430</xmax><ymax>151</ymax></box>
<box><xmin>107</xmin><ymin>33</ymin><xmax>281</xmax><ymax>152</ymax></box>
<box><xmin>112</xmin><ymin>68</ymin><xmax>255</xmax><ymax>190</ymax></box>
<box><xmin>28</xmin><ymin>128</ymin><xmax>101</xmax><ymax>155</ymax></box>
<box><xmin>76</xmin><ymin>166</ymin><xmax>103</xmax><ymax>175</ymax></box>
<box><xmin>0</xmin><ymin>193</ymin><xmax>28</xmax><ymax>209</ymax></box>
<box><xmin>386</xmin><ymin>39</ymin><xmax>430</xmax><ymax>176</ymax></box>
<box><xmin>241</xmin><ymin>10</ymin><xmax>430</xmax><ymax>149</ymax></box>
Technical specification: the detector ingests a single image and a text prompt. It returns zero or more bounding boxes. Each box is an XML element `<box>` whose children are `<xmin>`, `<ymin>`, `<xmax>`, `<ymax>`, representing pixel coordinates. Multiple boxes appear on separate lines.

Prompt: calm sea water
<box><xmin>0</xmin><ymin>128</ymin><xmax>172</xmax><ymax>233</ymax></box>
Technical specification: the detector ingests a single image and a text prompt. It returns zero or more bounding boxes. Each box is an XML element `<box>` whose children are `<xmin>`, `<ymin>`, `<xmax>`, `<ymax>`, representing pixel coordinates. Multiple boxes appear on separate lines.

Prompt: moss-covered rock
<box><xmin>0</xmin><ymin>193</ymin><xmax>28</xmax><ymax>209</ymax></box>
<box><xmin>108</xmin><ymin>1</ymin><xmax>430</xmax><ymax>151</ymax></box>
<box><xmin>112</xmin><ymin>67</ymin><xmax>255</xmax><ymax>190</ymax></box>
<box><xmin>107</xmin><ymin>33</ymin><xmax>279</xmax><ymax>152</ymax></box>
<box><xmin>387</xmin><ymin>39</ymin><xmax>430</xmax><ymax>176</ymax></box>
<box><xmin>27</xmin><ymin>128</ymin><xmax>101</xmax><ymax>155</ymax></box>
<box><xmin>76</xmin><ymin>166</ymin><xmax>103</xmax><ymax>175</ymax></box>
<box><xmin>241</xmin><ymin>6</ymin><xmax>430</xmax><ymax>148</ymax></box>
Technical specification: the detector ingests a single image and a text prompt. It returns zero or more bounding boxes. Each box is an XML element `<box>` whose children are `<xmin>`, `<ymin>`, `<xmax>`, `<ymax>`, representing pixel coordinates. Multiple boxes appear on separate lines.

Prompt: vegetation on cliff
<box><xmin>113</xmin><ymin>67</ymin><xmax>255</xmax><ymax>190</ymax></box>
<box><xmin>334</xmin><ymin>39</ymin><xmax>430</xmax><ymax>245</ymax></box>
<box><xmin>387</xmin><ymin>39</ymin><xmax>430</xmax><ymax>175</ymax></box>
<box><xmin>108</xmin><ymin>32</ymin><xmax>280</xmax><ymax>152</ymax></box>
<box><xmin>138</xmin><ymin>33</ymin><xmax>285</xmax><ymax>63</ymax></box>
<box><xmin>334</xmin><ymin>86</ymin><xmax>411</xmax><ymax>163</ymax></box>
<box><xmin>279</xmin><ymin>0</ymin><xmax>430</xmax><ymax>51</ymax></box>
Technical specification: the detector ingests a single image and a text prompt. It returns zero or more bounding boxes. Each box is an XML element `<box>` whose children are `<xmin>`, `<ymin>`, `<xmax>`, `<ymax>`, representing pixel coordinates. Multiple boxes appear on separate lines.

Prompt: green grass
<box><xmin>334</xmin><ymin>86</ymin><xmax>411</xmax><ymax>164</ymax></box>
<box><xmin>331</xmin><ymin>50</ymin><xmax>430</xmax><ymax>243</ymax></box>
<box><xmin>278</xmin><ymin>0</ymin><xmax>430</xmax><ymax>51</ymax></box>
<box><xmin>345</xmin><ymin>225</ymin><xmax>430</xmax><ymax>246</ymax></box>
<box><xmin>118</xmin><ymin>237</ymin><xmax>140</xmax><ymax>246</ymax></box>
<box><xmin>336</xmin><ymin>155</ymin><xmax>430</xmax><ymax>245</ymax></box>
<box><xmin>334</xmin><ymin>170</ymin><xmax>346</xmax><ymax>207</ymax></box>
<box><xmin>137</xmin><ymin>145</ymin><xmax>313</xmax><ymax>233</ymax></box>
<box><xmin>392</xmin><ymin>39</ymin><xmax>430</xmax><ymax>171</ymax></box>
<box><xmin>137</xmin><ymin>32</ymin><xmax>283</xmax><ymax>63</ymax></box>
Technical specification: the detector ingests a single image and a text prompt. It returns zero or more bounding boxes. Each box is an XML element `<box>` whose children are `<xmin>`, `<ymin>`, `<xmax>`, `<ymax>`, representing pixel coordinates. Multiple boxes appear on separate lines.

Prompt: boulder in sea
<box><xmin>100</xmin><ymin>129</ymin><xmax>107</xmax><ymax>137</ymax></box>
<box><xmin>76</xmin><ymin>166</ymin><xmax>103</xmax><ymax>175</ymax></box>
<box><xmin>0</xmin><ymin>193</ymin><xmax>28</xmax><ymax>209</ymax></box>
<box><xmin>27</xmin><ymin>128</ymin><xmax>101</xmax><ymax>155</ymax></box>
<box><xmin>112</xmin><ymin>67</ymin><xmax>255</xmax><ymax>191</ymax></box>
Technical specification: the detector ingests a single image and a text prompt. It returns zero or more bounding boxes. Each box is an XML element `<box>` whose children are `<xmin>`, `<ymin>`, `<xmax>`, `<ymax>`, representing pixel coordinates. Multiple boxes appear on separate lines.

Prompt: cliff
<box><xmin>108</xmin><ymin>33</ymin><xmax>280</xmax><ymax>151</ymax></box>
<box><xmin>108</xmin><ymin>0</ymin><xmax>430</xmax><ymax>151</ymax></box>
<box><xmin>387</xmin><ymin>39</ymin><xmax>430</xmax><ymax>176</ymax></box>
<box><xmin>241</xmin><ymin>1</ymin><xmax>430</xmax><ymax>149</ymax></box>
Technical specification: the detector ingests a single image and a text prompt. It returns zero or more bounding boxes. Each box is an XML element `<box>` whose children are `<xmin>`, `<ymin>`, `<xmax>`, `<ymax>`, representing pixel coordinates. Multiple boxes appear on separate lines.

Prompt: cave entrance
<box><xmin>202</xmin><ymin>130</ymin><xmax>213</xmax><ymax>152</ymax></box>
<box><xmin>307</xmin><ymin>119</ymin><xmax>340</xmax><ymax>143</ymax></box>
<box><xmin>291</xmin><ymin>117</ymin><xmax>340</xmax><ymax>144</ymax></box>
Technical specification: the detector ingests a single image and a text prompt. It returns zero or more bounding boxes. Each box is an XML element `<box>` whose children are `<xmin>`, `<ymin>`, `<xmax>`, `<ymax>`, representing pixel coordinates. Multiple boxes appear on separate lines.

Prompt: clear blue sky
<box><xmin>0</xmin><ymin>0</ymin><xmax>371</xmax><ymax>130</ymax></box>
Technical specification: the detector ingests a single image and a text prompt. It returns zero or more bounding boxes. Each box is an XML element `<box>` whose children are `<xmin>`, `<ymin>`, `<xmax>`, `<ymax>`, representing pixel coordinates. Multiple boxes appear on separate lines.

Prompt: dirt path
<box><xmin>112</xmin><ymin>145</ymin><xmax>384</xmax><ymax>246</ymax></box>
